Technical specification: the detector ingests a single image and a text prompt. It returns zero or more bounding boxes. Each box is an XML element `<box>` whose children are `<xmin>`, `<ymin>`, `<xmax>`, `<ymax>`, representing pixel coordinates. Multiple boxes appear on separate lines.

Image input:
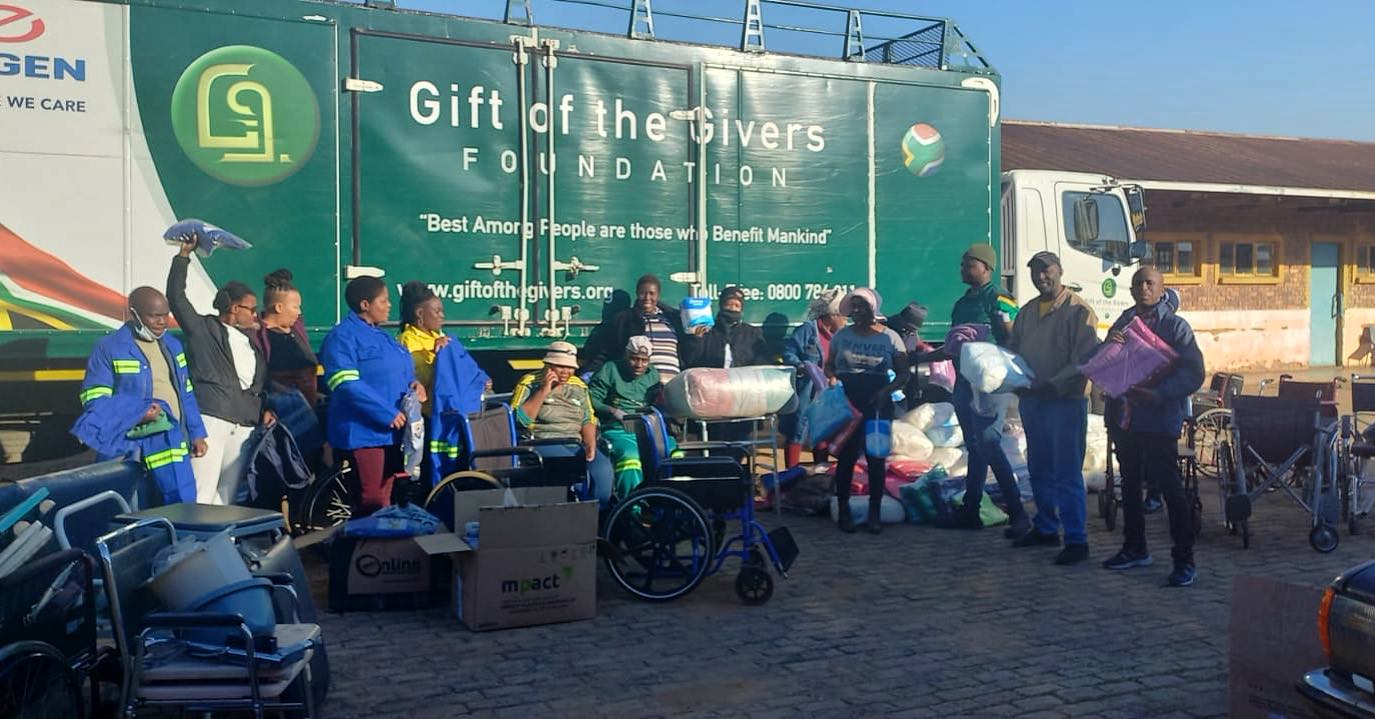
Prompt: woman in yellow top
<box><xmin>397</xmin><ymin>281</ymin><xmax>491</xmax><ymax>416</ymax></box>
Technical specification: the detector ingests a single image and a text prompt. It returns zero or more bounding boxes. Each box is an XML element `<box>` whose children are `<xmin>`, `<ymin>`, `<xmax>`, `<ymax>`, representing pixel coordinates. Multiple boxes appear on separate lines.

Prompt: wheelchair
<box><xmin>1097</xmin><ymin>421</ymin><xmax>1203</xmax><ymax>538</ymax></box>
<box><xmin>599</xmin><ymin>409</ymin><xmax>798</xmax><ymax>605</ymax></box>
<box><xmin>422</xmin><ymin>403</ymin><xmax>597</xmax><ymax>526</ymax></box>
<box><xmin>1331</xmin><ymin>374</ymin><xmax>1375</xmax><ymax>537</ymax></box>
<box><xmin>1218</xmin><ymin>393</ymin><xmax>1340</xmax><ymax>552</ymax></box>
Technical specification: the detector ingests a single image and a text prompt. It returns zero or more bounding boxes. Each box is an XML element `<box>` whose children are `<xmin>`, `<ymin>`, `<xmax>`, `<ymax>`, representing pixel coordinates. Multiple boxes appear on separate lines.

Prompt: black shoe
<box><xmin>837</xmin><ymin>502</ymin><xmax>857</xmax><ymax>534</ymax></box>
<box><xmin>1101</xmin><ymin>549</ymin><xmax>1153</xmax><ymax>570</ymax></box>
<box><xmin>866</xmin><ymin>499</ymin><xmax>883</xmax><ymax>535</ymax></box>
<box><xmin>1011</xmin><ymin>529</ymin><xmax>1061</xmax><ymax>548</ymax></box>
<box><xmin>1143</xmin><ymin>496</ymin><xmax>1164</xmax><ymax>514</ymax></box>
<box><xmin>1054</xmin><ymin>543</ymin><xmax>1090</xmax><ymax>565</ymax></box>
<box><xmin>1002</xmin><ymin>514</ymin><xmax>1032</xmax><ymax>539</ymax></box>
<box><xmin>1167</xmin><ymin>562</ymin><xmax>1197</xmax><ymax>587</ymax></box>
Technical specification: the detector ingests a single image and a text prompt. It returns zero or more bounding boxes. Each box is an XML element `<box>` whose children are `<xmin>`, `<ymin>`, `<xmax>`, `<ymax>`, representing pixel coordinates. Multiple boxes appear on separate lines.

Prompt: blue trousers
<box><xmin>1019</xmin><ymin>395</ymin><xmax>1089</xmax><ymax>545</ymax></box>
<box><xmin>532</xmin><ymin>443</ymin><xmax>614</xmax><ymax>507</ymax></box>
<box><xmin>951</xmin><ymin>378</ymin><xmax>1024</xmax><ymax>519</ymax></box>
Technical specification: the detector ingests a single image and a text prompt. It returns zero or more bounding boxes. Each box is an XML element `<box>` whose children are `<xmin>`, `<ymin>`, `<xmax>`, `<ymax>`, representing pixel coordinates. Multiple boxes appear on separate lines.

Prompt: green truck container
<box><xmin>0</xmin><ymin>0</ymin><xmax>1146</xmax><ymax>448</ymax></box>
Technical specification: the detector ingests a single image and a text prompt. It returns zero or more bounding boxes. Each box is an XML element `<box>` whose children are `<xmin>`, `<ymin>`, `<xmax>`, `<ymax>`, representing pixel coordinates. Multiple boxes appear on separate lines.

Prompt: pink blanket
<box><xmin>1079</xmin><ymin>317</ymin><xmax>1178</xmax><ymax>398</ymax></box>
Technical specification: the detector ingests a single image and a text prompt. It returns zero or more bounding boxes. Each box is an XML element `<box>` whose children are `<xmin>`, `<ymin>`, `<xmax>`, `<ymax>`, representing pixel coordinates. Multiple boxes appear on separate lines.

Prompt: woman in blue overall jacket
<box><xmin>319</xmin><ymin>277</ymin><xmax>425</xmax><ymax>516</ymax></box>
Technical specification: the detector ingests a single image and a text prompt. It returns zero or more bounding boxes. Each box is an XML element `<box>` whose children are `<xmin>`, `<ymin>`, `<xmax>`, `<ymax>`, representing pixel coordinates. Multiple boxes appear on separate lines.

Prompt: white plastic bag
<box><xmin>829</xmin><ymin>495</ymin><xmax>906</xmax><ymax>525</ymax></box>
<box><xmin>928</xmin><ymin>447</ymin><xmax>967</xmax><ymax>477</ymax></box>
<box><xmin>901</xmin><ymin>402</ymin><xmax>956</xmax><ymax>432</ymax></box>
<box><xmin>960</xmin><ymin>342</ymin><xmax>1034</xmax><ymax>394</ymax></box>
<box><xmin>891</xmin><ymin>422</ymin><xmax>934</xmax><ymax>461</ymax></box>
<box><xmin>925</xmin><ymin>424</ymin><xmax>964</xmax><ymax>448</ymax></box>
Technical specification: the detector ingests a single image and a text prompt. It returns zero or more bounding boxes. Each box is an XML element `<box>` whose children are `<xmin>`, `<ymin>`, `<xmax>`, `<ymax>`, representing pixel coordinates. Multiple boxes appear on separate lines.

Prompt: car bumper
<box><xmin>1299</xmin><ymin>669</ymin><xmax>1375</xmax><ymax>719</ymax></box>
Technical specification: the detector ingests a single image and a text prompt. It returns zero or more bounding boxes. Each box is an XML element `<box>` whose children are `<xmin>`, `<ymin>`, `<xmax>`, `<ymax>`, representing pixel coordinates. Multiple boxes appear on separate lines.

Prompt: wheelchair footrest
<box><xmin>767</xmin><ymin>526</ymin><xmax>799</xmax><ymax>573</ymax></box>
<box><xmin>1225</xmin><ymin>494</ymin><xmax>1252</xmax><ymax>524</ymax></box>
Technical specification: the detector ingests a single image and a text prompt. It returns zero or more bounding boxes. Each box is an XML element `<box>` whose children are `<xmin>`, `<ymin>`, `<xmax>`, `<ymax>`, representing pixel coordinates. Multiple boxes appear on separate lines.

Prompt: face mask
<box><xmin>129</xmin><ymin>307</ymin><xmax>162</xmax><ymax>341</ymax></box>
<box><xmin>719</xmin><ymin>310</ymin><xmax>742</xmax><ymax>324</ymax></box>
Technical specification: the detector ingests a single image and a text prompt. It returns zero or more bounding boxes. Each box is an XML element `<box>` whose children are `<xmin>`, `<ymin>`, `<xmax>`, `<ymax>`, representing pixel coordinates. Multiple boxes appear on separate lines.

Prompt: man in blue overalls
<box><xmin>71</xmin><ymin>287</ymin><xmax>208</xmax><ymax>504</ymax></box>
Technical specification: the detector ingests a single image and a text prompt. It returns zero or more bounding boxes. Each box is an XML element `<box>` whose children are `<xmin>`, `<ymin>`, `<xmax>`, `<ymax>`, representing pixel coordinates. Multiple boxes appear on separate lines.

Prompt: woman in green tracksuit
<box><xmin>588</xmin><ymin>336</ymin><xmax>662</xmax><ymax>500</ymax></box>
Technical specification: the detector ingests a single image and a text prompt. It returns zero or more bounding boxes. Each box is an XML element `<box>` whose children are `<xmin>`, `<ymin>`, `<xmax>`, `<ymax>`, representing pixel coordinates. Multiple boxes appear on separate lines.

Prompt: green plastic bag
<box><xmin>125</xmin><ymin>409</ymin><xmax>173</xmax><ymax>439</ymax></box>
<box><xmin>951</xmin><ymin>490</ymin><xmax>1009</xmax><ymax>527</ymax></box>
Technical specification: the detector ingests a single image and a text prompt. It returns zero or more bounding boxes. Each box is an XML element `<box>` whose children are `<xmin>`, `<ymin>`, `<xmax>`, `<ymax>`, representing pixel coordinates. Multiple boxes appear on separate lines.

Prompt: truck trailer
<box><xmin>0</xmin><ymin>0</ymin><xmax>1146</xmax><ymax>457</ymax></box>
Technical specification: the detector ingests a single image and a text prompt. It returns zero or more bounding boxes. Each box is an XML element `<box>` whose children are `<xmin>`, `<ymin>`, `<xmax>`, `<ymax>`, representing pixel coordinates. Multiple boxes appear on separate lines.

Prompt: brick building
<box><xmin>1004</xmin><ymin>121</ymin><xmax>1375</xmax><ymax>371</ymax></box>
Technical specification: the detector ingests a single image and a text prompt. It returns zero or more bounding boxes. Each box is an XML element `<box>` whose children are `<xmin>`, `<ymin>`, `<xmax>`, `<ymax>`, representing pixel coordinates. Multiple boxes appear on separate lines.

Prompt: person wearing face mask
<box><xmin>320</xmin><ymin>276</ymin><xmax>426</xmax><ymax>516</ymax></box>
<box><xmin>72</xmin><ymin>287</ymin><xmax>208</xmax><ymax>503</ymax></box>
<box><xmin>167</xmin><ymin>238</ymin><xmax>272</xmax><ymax>505</ymax></box>
<box><xmin>825</xmin><ymin>288</ymin><xmax>910</xmax><ymax>534</ymax></box>
<box><xmin>256</xmin><ymin>269</ymin><xmax>318</xmax><ymax>407</ymax></box>
<box><xmin>1096</xmin><ymin>267</ymin><xmax>1205</xmax><ymax>587</ymax></box>
<box><xmin>588</xmin><ymin>336</ymin><xmax>663</xmax><ymax>499</ymax></box>
<box><xmin>681</xmin><ymin>286</ymin><xmax>770</xmax><ymax>370</ymax></box>
<box><xmin>781</xmin><ymin>288</ymin><xmax>846</xmax><ymax>469</ymax></box>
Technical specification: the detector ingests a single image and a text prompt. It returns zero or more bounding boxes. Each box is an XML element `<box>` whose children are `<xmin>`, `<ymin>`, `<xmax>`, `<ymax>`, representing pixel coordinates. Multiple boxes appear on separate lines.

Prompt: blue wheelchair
<box><xmin>600</xmin><ymin>410</ymin><xmax>798</xmax><ymax>605</ymax></box>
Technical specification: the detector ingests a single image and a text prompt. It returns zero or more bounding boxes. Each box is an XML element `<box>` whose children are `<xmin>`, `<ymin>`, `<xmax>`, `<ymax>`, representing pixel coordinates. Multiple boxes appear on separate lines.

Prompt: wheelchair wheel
<box><xmin>1190</xmin><ymin>492</ymin><xmax>1204</xmax><ymax>537</ymax></box>
<box><xmin>0</xmin><ymin>641</ymin><xmax>84</xmax><ymax>719</ymax></box>
<box><xmin>292</xmin><ymin>469</ymin><xmax>352</xmax><ymax>535</ymax></box>
<box><xmin>734</xmin><ymin>565</ymin><xmax>774</xmax><ymax>606</ymax></box>
<box><xmin>1310</xmin><ymin>524</ymin><xmax>1339</xmax><ymax>553</ymax></box>
<box><xmin>423</xmin><ymin>471</ymin><xmax>504</xmax><ymax>531</ymax></box>
<box><xmin>1103</xmin><ymin>492</ymin><xmax>1117</xmax><ymax>532</ymax></box>
<box><xmin>603</xmin><ymin>487</ymin><xmax>713</xmax><ymax>602</ymax></box>
<box><xmin>1193</xmin><ymin>409</ymin><xmax>1232</xmax><ymax>479</ymax></box>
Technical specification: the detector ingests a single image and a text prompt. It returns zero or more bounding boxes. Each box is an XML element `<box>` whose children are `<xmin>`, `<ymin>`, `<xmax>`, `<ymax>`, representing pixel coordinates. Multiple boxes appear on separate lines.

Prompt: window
<box><xmin>1350</xmin><ymin>239</ymin><xmax>1375</xmax><ymax>283</ymax></box>
<box><xmin>1217</xmin><ymin>235</ymin><xmax>1282</xmax><ymax>283</ymax></box>
<box><xmin>1062</xmin><ymin>191</ymin><xmax>1133</xmax><ymax>265</ymax></box>
<box><xmin>1145</xmin><ymin>234</ymin><xmax>1203</xmax><ymax>283</ymax></box>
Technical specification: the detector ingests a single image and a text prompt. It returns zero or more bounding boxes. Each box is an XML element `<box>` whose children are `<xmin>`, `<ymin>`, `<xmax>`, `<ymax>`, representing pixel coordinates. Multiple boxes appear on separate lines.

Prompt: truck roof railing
<box><xmin>357</xmin><ymin>0</ymin><xmax>994</xmax><ymax>73</ymax></box>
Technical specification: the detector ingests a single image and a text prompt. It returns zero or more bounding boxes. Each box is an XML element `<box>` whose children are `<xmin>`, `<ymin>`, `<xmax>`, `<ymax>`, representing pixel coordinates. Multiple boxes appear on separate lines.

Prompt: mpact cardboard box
<box><xmin>416</xmin><ymin>487</ymin><xmax>598</xmax><ymax>632</ymax></box>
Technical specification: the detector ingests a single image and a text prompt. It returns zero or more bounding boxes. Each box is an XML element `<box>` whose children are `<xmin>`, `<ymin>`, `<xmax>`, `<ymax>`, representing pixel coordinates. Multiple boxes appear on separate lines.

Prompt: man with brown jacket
<box><xmin>1006</xmin><ymin>252</ymin><xmax>1100</xmax><ymax>565</ymax></box>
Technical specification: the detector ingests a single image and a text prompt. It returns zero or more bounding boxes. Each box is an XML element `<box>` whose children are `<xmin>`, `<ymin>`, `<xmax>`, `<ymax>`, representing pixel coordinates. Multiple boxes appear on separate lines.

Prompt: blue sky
<box><xmin>390</xmin><ymin>0</ymin><xmax>1375</xmax><ymax>142</ymax></box>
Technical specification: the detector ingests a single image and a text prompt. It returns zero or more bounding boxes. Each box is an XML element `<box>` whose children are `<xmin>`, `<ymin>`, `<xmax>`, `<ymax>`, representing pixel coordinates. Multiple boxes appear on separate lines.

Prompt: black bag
<box><xmin>242</xmin><ymin>422</ymin><xmax>314</xmax><ymax>505</ymax></box>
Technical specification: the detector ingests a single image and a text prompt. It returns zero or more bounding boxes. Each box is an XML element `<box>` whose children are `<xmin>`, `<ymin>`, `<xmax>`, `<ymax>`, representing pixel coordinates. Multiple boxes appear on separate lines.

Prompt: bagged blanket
<box><xmin>660</xmin><ymin>365</ymin><xmax>795</xmax><ymax>419</ymax></box>
<box><xmin>927</xmin><ymin>360</ymin><xmax>957</xmax><ymax>393</ymax></box>
<box><xmin>803</xmin><ymin>384</ymin><xmax>861</xmax><ymax>449</ymax></box>
<box><xmin>163</xmin><ymin>219</ymin><xmax>251</xmax><ymax>257</ymax></box>
<box><xmin>891</xmin><ymin>421</ymin><xmax>934</xmax><ymax>461</ymax></box>
<box><xmin>830</xmin><ymin>495</ymin><xmax>906</xmax><ymax>525</ymax></box>
<box><xmin>943</xmin><ymin>323</ymin><xmax>991</xmax><ymax>358</ymax></box>
<box><xmin>927</xmin><ymin>447</ymin><xmax>967</xmax><ymax>477</ymax></box>
<box><xmin>1079</xmin><ymin>317</ymin><xmax>1179</xmax><ymax>398</ymax></box>
<box><xmin>960</xmin><ymin>342</ymin><xmax>1034</xmax><ymax>394</ymax></box>
<box><xmin>924</xmin><ymin>423</ymin><xmax>964</xmax><ymax>448</ymax></box>
<box><xmin>901</xmin><ymin>402</ymin><xmax>956</xmax><ymax>432</ymax></box>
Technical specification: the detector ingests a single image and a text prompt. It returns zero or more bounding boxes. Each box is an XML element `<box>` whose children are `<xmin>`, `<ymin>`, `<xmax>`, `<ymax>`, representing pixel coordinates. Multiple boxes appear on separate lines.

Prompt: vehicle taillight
<box><xmin>1319</xmin><ymin>586</ymin><xmax>1336</xmax><ymax>661</ymax></box>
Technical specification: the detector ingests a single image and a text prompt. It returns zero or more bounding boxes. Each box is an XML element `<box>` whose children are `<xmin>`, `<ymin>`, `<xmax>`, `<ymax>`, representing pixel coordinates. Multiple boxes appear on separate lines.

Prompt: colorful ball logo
<box><xmin>901</xmin><ymin>123</ymin><xmax>944</xmax><ymax>177</ymax></box>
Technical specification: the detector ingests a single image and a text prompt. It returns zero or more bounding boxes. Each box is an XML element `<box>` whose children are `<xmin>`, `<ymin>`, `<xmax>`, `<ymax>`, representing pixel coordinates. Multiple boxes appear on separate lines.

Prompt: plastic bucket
<box><xmin>181</xmin><ymin>577</ymin><xmax>276</xmax><ymax>644</ymax></box>
<box><xmin>148</xmin><ymin>531</ymin><xmax>251</xmax><ymax>610</ymax></box>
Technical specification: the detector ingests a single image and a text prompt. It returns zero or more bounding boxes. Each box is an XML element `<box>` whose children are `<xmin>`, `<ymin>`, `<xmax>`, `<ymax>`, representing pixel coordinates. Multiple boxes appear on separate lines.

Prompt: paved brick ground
<box><xmin>305</xmin><ymin>492</ymin><xmax>1374</xmax><ymax>719</ymax></box>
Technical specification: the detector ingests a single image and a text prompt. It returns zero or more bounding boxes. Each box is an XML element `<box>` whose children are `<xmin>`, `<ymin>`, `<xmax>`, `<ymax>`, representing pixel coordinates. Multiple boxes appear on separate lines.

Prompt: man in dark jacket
<box><xmin>167</xmin><ymin>233</ymin><xmax>271</xmax><ymax>504</ymax></box>
<box><xmin>1097</xmin><ymin>267</ymin><xmax>1205</xmax><ymax>587</ymax></box>
<box><xmin>581</xmin><ymin>275</ymin><xmax>685</xmax><ymax>385</ymax></box>
<box><xmin>681</xmin><ymin>286</ymin><xmax>769</xmax><ymax>370</ymax></box>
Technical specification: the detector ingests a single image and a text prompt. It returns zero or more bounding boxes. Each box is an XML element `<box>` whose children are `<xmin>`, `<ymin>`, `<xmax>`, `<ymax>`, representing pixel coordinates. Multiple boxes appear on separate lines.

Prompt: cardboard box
<box><xmin>416</xmin><ymin>487</ymin><xmax>598</xmax><ymax>632</ymax></box>
<box><xmin>1227</xmin><ymin>576</ymin><xmax>1327</xmax><ymax>719</ymax></box>
<box><xmin>327</xmin><ymin>533</ymin><xmax>435</xmax><ymax>612</ymax></box>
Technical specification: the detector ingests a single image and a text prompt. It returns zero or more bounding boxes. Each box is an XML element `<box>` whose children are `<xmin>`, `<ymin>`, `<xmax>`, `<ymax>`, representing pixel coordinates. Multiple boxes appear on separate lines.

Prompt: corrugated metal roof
<box><xmin>1002</xmin><ymin>121</ymin><xmax>1375</xmax><ymax>193</ymax></box>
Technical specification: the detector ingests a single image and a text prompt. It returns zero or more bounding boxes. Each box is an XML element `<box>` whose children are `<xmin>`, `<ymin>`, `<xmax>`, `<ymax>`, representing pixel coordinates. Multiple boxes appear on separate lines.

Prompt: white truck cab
<box><xmin>1001</xmin><ymin>169</ymin><xmax>1150</xmax><ymax>326</ymax></box>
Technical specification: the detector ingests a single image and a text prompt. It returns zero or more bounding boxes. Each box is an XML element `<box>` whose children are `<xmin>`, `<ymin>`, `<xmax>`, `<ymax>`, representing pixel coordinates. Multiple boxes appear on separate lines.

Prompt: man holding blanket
<box><xmin>1097</xmin><ymin>267</ymin><xmax>1205</xmax><ymax>587</ymax></box>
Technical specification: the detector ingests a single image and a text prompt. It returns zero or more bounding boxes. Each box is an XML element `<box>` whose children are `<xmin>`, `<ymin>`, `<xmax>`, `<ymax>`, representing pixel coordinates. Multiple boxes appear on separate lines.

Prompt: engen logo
<box><xmin>170</xmin><ymin>45</ymin><xmax>320</xmax><ymax>186</ymax></box>
<box><xmin>354</xmin><ymin>553</ymin><xmax>422</xmax><ymax>579</ymax></box>
<box><xmin>0</xmin><ymin>4</ymin><xmax>44</xmax><ymax>43</ymax></box>
<box><xmin>501</xmin><ymin>566</ymin><xmax>574</xmax><ymax>594</ymax></box>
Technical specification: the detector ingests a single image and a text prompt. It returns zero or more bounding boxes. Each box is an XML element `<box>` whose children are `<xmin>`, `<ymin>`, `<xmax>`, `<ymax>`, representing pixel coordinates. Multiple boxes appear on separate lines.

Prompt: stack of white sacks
<box><xmin>889</xmin><ymin>341</ymin><xmax>1111</xmax><ymax>493</ymax></box>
